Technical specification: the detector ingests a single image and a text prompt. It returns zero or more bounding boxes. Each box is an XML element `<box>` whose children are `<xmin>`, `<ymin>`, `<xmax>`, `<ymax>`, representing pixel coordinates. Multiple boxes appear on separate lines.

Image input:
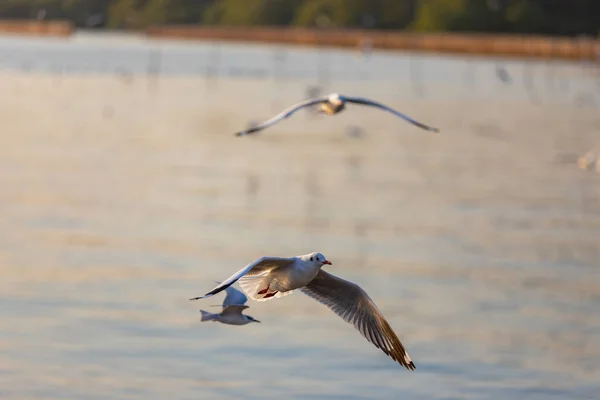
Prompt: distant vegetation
<box><xmin>1</xmin><ymin>0</ymin><xmax>599</xmax><ymax>37</ymax></box>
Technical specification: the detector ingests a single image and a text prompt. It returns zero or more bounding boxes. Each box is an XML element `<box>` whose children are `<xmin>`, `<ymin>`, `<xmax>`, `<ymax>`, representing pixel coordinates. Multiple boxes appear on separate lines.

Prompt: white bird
<box><xmin>235</xmin><ymin>93</ymin><xmax>439</xmax><ymax>136</ymax></box>
<box><xmin>199</xmin><ymin>285</ymin><xmax>261</xmax><ymax>325</ymax></box>
<box><xmin>190</xmin><ymin>252</ymin><xmax>415</xmax><ymax>370</ymax></box>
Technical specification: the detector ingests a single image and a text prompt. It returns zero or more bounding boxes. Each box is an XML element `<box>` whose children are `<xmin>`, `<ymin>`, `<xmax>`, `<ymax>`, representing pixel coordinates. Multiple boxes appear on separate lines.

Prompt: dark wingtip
<box><xmin>408</xmin><ymin>361</ymin><xmax>416</xmax><ymax>371</ymax></box>
<box><xmin>189</xmin><ymin>296</ymin><xmax>202</xmax><ymax>301</ymax></box>
<box><xmin>414</xmin><ymin>120</ymin><xmax>439</xmax><ymax>134</ymax></box>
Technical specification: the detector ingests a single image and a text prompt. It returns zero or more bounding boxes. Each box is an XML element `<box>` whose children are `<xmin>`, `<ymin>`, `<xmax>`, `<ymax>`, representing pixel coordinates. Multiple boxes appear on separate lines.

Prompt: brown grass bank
<box><xmin>146</xmin><ymin>25</ymin><xmax>600</xmax><ymax>61</ymax></box>
<box><xmin>0</xmin><ymin>20</ymin><xmax>74</xmax><ymax>37</ymax></box>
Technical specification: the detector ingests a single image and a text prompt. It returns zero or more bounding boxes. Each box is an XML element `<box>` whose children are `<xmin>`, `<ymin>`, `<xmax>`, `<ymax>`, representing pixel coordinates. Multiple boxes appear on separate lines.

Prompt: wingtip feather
<box><xmin>189</xmin><ymin>294</ymin><xmax>210</xmax><ymax>301</ymax></box>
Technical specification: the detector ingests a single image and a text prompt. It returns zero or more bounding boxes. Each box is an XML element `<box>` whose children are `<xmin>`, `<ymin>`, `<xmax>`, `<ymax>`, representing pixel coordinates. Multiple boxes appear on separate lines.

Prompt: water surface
<box><xmin>0</xmin><ymin>32</ymin><xmax>599</xmax><ymax>400</ymax></box>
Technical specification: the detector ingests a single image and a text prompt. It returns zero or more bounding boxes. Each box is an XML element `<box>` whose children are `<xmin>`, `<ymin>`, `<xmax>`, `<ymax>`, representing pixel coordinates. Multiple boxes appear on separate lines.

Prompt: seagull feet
<box><xmin>257</xmin><ymin>285</ymin><xmax>278</xmax><ymax>299</ymax></box>
<box><xmin>257</xmin><ymin>285</ymin><xmax>270</xmax><ymax>295</ymax></box>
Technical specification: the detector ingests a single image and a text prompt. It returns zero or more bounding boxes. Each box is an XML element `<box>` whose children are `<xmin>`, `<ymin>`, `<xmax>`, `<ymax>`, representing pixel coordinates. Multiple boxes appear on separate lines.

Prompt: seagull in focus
<box><xmin>190</xmin><ymin>252</ymin><xmax>415</xmax><ymax>370</ymax></box>
<box><xmin>199</xmin><ymin>284</ymin><xmax>260</xmax><ymax>325</ymax></box>
<box><xmin>235</xmin><ymin>93</ymin><xmax>439</xmax><ymax>136</ymax></box>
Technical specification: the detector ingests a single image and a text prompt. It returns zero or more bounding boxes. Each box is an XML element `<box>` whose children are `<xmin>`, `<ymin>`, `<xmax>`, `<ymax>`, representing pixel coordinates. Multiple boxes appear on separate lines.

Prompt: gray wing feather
<box><xmin>190</xmin><ymin>256</ymin><xmax>295</xmax><ymax>300</ymax></box>
<box><xmin>223</xmin><ymin>286</ymin><xmax>248</xmax><ymax>307</ymax></box>
<box><xmin>300</xmin><ymin>270</ymin><xmax>415</xmax><ymax>370</ymax></box>
<box><xmin>235</xmin><ymin>97</ymin><xmax>328</xmax><ymax>136</ymax></box>
<box><xmin>342</xmin><ymin>96</ymin><xmax>439</xmax><ymax>133</ymax></box>
<box><xmin>221</xmin><ymin>304</ymin><xmax>249</xmax><ymax>314</ymax></box>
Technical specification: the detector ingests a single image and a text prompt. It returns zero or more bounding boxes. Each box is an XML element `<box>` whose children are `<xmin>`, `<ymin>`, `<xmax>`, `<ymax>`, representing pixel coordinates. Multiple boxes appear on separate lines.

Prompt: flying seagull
<box><xmin>235</xmin><ymin>93</ymin><xmax>439</xmax><ymax>136</ymax></box>
<box><xmin>190</xmin><ymin>252</ymin><xmax>415</xmax><ymax>370</ymax></box>
<box><xmin>199</xmin><ymin>284</ymin><xmax>261</xmax><ymax>325</ymax></box>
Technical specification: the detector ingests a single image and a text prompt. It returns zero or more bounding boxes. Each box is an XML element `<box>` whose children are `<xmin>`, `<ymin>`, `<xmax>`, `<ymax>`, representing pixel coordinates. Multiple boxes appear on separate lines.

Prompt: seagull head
<box><xmin>327</xmin><ymin>93</ymin><xmax>342</xmax><ymax>105</ymax></box>
<box><xmin>303</xmin><ymin>252</ymin><xmax>332</xmax><ymax>266</ymax></box>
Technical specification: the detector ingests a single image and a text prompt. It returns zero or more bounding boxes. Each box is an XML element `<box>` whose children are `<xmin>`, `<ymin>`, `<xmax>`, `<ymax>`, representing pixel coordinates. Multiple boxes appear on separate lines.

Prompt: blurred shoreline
<box><xmin>0</xmin><ymin>20</ymin><xmax>74</xmax><ymax>37</ymax></box>
<box><xmin>1</xmin><ymin>20</ymin><xmax>598</xmax><ymax>61</ymax></box>
<box><xmin>146</xmin><ymin>25</ymin><xmax>600</xmax><ymax>61</ymax></box>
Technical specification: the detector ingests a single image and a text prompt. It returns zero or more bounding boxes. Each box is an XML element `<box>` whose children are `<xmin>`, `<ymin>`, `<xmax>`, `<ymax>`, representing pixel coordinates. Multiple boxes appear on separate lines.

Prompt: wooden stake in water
<box><xmin>147</xmin><ymin>48</ymin><xmax>161</xmax><ymax>92</ymax></box>
<box><xmin>205</xmin><ymin>44</ymin><xmax>221</xmax><ymax>91</ymax></box>
<box><xmin>272</xmin><ymin>48</ymin><xmax>287</xmax><ymax>113</ymax></box>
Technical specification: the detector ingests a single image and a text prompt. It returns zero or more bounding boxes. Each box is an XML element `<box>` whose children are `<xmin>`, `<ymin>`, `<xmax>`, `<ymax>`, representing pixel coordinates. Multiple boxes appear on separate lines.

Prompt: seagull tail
<box><xmin>200</xmin><ymin>310</ymin><xmax>218</xmax><ymax>322</ymax></box>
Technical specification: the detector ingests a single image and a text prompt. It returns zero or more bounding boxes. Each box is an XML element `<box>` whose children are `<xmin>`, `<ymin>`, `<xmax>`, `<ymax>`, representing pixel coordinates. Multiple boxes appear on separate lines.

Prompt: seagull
<box><xmin>235</xmin><ymin>93</ymin><xmax>439</xmax><ymax>136</ymax></box>
<box><xmin>199</xmin><ymin>284</ymin><xmax>261</xmax><ymax>325</ymax></box>
<box><xmin>190</xmin><ymin>252</ymin><xmax>415</xmax><ymax>370</ymax></box>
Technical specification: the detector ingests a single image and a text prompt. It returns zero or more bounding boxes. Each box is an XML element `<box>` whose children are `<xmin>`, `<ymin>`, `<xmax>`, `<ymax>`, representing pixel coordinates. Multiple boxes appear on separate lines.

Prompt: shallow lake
<box><xmin>0</xmin><ymin>32</ymin><xmax>599</xmax><ymax>399</ymax></box>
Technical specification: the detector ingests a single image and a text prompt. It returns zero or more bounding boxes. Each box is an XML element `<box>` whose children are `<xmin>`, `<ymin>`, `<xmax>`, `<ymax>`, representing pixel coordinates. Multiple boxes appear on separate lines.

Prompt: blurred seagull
<box><xmin>190</xmin><ymin>252</ymin><xmax>415</xmax><ymax>370</ymax></box>
<box><xmin>235</xmin><ymin>93</ymin><xmax>439</xmax><ymax>136</ymax></box>
<box><xmin>199</xmin><ymin>284</ymin><xmax>260</xmax><ymax>325</ymax></box>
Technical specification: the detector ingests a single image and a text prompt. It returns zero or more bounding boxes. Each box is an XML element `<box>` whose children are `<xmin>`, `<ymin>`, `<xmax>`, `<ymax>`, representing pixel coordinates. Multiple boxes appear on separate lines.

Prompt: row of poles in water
<box><xmin>5</xmin><ymin>41</ymin><xmax>599</xmax><ymax>102</ymax></box>
<box><xmin>3</xmin><ymin>40</ymin><xmax>598</xmax><ymax>170</ymax></box>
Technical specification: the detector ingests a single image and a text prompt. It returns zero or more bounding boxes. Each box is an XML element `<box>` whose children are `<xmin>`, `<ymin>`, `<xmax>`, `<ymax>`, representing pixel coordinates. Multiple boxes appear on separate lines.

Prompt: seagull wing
<box><xmin>223</xmin><ymin>285</ymin><xmax>248</xmax><ymax>307</ymax></box>
<box><xmin>342</xmin><ymin>96</ymin><xmax>439</xmax><ymax>133</ymax></box>
<box><xmin>189</xmin><ymin>256</ymin><xmax>295</xmax><ymax>300</ymax></box>
<box><xmin>221</xmin><ymin>305</ymin><xmax>249</xmax><ymax>314</ymax></box>
<box><xmin>300</xmin><ymin>269</ymin><xmax>415</xmax><ymax>370</ymax></box>
<box><xmin>235</xmin><ymin>97</ymin><xmax>328</xmax><ymax>136</ymax></box>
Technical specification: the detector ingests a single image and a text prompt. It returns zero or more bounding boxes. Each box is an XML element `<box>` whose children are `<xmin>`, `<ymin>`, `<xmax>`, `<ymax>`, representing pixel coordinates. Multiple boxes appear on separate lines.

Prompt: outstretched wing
<box><xmin>235</xmin><ymin>97</ymin><xmax>328</xmax><ymax>136</ymax></box>
<box><xmin>342</xmin><ymin>96</ymin><xmax>439</xmax><ymax>133</ymax></box>
<box><xmin>223</xmin><ymin>285</ymin><xmax>248</xmax><ymax>307</ymax></box>
<box><xmin>301</xmin><ymin>270</ymin><xmax>415</xmax><ymax>370</ymax></box>
<box><xmin>221</xmin><ymin>304</ymin><xmax>249</xmax><ymax>314</ymax></box>
<box><xmin>189</xmin><ymin>256</ymin><xmax>294</xmax><ymax>300</ymax></box>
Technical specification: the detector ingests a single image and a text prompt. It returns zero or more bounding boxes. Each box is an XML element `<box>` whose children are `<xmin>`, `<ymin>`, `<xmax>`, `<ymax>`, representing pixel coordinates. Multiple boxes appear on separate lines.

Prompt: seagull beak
<box><xmin>323</xmin><ymin>260</ymin><xmax>332</xmax><ymax>265</ymax></box>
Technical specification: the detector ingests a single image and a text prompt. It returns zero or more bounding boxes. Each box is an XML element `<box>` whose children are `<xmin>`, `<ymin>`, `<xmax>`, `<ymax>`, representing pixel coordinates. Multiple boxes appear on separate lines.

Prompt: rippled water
<box><xmin>0</xmin><ymin>32</ymin><xmax>599</xmax><ymax>400</ymax></box>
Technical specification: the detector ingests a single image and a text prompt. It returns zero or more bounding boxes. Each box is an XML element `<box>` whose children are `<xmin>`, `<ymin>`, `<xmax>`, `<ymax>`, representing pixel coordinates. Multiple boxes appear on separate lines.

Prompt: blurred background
<box><xmin>0</xmin><ymin>1</ymin><xmax>599</xmax><ymax>400</ymax></box>
<box><xmin>0</xmin><ymin>0</ymin><xmax>599</xmax><ymax>34</ymax></box>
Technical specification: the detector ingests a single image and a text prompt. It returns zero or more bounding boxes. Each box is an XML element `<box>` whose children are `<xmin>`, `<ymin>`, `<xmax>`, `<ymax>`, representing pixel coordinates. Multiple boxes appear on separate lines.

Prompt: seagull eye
<box><xmin>310</xmin><ymin>257</ymin><xmax>313</xmax><ymax>261</ymax></box>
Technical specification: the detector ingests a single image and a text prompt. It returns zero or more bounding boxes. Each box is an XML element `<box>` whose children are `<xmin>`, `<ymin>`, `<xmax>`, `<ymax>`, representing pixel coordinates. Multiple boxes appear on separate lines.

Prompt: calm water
<box><xmin>0</xmin><ymin>32</ymin><xmax>599</xmax><ymax>400</ymax></box>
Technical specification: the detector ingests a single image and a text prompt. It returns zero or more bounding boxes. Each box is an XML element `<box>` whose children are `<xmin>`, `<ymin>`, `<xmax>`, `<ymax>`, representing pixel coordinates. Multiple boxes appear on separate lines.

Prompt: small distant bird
<box><xmin>235</xmin><ymin>93</ymin><xmax>439</xmax><ymax>136</ymax></box>
<box><xmin>199</xmin><ymin>285</ymin><xmax>260</xmax><ymax>325</ymax></box>
<box><xmin>578</xmin><ymin>149</ymin><xmax>600</xmax><ymax>173</ymax></box>
<box><xmin>190</xmin><ymin>252</ymin><xmax>415</xmax><ymax>370</ymax></box>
